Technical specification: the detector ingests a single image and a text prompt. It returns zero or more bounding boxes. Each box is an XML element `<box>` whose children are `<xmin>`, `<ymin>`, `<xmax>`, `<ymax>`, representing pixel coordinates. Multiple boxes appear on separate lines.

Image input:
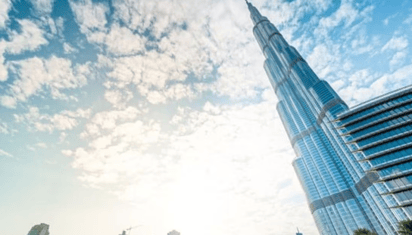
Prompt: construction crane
<box><xmin>119</xmin><ymin>225</ymin><xmax>141</xmax><ymax>235</ymax></box>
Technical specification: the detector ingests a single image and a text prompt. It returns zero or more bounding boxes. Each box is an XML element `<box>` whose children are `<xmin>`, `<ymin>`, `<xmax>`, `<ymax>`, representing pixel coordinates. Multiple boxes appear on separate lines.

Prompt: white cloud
<box><xmin>92</xmin><ymin>0</ymin><xmax>270</xmax><ymax>103</ymax></box>
<box><xmin>105</xmin><ymin>24</ymin><xmax>146</xmax><ymax>56</ymax></box>
<box><xmin>404</xmin><ymin>13</ymin><xmax>412</xmax><ymax>25</ymax></box>
<box><xmin>383</xmin><ymin>13</ymin><xmax>397</xmax><ymax>26</ymax></box>
<box><xmin>83</xmin><ymin>106</ymin><xmax>141</xmax><ymax>134</ymax></box>
<box><xmin>0</xmin><ymin>148</ymin><xmax>12</xmax><ymax>157</ymax></box>
<box><xmin>105</xmin><ymin>51</ymin><xmax>203</xmax><ymax>103</ymax></box>
<box><xmin>1</xmin><ymin>56</ymin><xmax>88</xmax><ymax>108</ymax></box>
<box><xmin>146</xmin><ymin>90</ymin><xmax>167</xmax><ymax>104</ymax></box>
<box><xmin>5</xmin><ymin>19</ymin><xmax>48</xmax><ymax>54</ymax></box>
<box><xmin>112</xmin><ymin>0</ymin><xmax>188</xmax><ymax>38</ymax></box>
<box><xmin>71</xmin><ymin>119</ymin><xmax>163</xmax><ymax>175</ymax></box>
<box><xmin>350</xmin><ymin>32</ymin><xmax>376</xmax><ymax>54</ymax></box>
<box><xmin>0</xmin><ymin>95</ymin><xmax>16</xmax><ymax>108</ymax></box>
<box><xmin>63</xmin><ymin>43</ymin><xmax>77</xmax><ymax>54</ymax></box>
<box><xmin>26</xmin><ymin>142</ymin><xmax>47</xmax><ymax>152</ymax></box>
<box><xmin>0</xmin><ymin>0</ymin><xmax>11</xmax><ymax>29</ymax></box>
<box><xmin>0</xmin><ymin>19</ymin><xmax>49</xmax><ymax>82</ymax></box>
<box><xmin>59</xmin><ymin>132</ymin><xmax>68</xmax><ymax>143</ymax></box>
<box><xmin>164</xmin><ymin>84</ymin><xmax>196</xmax><ymax>100</ymax></box>
<box><xmin>316</xmin><ymin>2</ymin><xmax>359</xmax><ymax>35</ymax></box>
<box><xmin>306</xmin><ymin>44</ymin><xmax>339</xmax><ymax>78</ymax></box>
<box><xmin>0</xmin><ymin>120</ymin><xmax>10</xmax><ymax>134</ymax></box>
<box><xmin>0</xmin><ymin>53</ymin><xmax>7</xmax><ymax>81</ymax></box>
<box><xmin>14</xmin><ymin>107</ymin><xmax>91</xmax><ymax>133</ymax></box>
<box><xmin>61</xmin><ymin>108</ymin><xmax>91</xmax><ymax>119</ymax></box>
<box><xmin>35</xmin><ymin>142</ymin><xmax>47</xmax><ymax>148</ymax></box>
<box><xmin>390</xmin><ymin>51</ymin><xmax>407</xmax><ymax>69</ymax></box>
<box><xmin>104</xmin><ymin>89</ymin><xmax>133</xmax><ymax>107</ymax></box>
<box><xmin>382</xmin><ymin>35</ymin><xmax>409</xmax><ymax>52</ymax></box>
<box><xmin>69</xmin><ymin>0</ymin><xmax>109</xmax><ymax>42</ymax></box>
<box><xmin>340</xmin><ymin>64</ymin><xmax>412</xmax><ymax>106</ymax></box>
<box><xmin>29</xmin><ymin>0</ymin><xmax>55</xmax><ymax>15</ymax></box>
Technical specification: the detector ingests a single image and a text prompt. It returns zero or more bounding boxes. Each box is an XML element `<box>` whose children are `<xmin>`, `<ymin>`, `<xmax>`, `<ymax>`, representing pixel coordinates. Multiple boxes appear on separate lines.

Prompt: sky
<box><xmin>1</xmin><ymin>0</ymin><xmax>412</xmax><ymax>234</ymax></box>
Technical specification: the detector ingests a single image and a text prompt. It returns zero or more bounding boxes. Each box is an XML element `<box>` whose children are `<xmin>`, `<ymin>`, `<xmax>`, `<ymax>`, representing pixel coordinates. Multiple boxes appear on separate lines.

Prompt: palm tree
<box><xmin>399</xmin><ymin>219</ymin><xmax>412</xmax><ymax>235</ymax></box>
<box><xmin>353</xmin><ymin>228</ymin><xmax>377</xmax><ymax>235</ymax></box>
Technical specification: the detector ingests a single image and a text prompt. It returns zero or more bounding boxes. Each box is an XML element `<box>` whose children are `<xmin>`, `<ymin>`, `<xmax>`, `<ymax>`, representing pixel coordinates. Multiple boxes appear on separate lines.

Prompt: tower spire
<box><xmin>245</xmin><ymin>0</ymin><xmax>266</xmax><ymax>25</ymax></box>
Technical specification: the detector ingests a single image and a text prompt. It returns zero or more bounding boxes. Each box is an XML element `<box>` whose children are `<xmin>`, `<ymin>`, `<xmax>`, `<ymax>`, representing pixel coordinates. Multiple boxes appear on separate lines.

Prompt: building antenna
<box><xmin>297</xmin><ymin>227</ymin><xmax>300</xmax><ymax>233</ymax></box>
<box><xmin>119</xmin><ymin>225</ymin><xmax>141</xmax><ymax>235</ymax></box>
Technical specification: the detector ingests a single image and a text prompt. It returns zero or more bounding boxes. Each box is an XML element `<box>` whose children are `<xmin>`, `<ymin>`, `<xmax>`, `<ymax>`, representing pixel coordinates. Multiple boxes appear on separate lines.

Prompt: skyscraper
<box><xmin>27</xmin><ymin>223</ymin><xmax>50</xmax><ymax>235</ymax></box>
<box><xmin>246</xmin><ymin>1</ymin><xmax>410</xmax><ymax>234</ymax></box>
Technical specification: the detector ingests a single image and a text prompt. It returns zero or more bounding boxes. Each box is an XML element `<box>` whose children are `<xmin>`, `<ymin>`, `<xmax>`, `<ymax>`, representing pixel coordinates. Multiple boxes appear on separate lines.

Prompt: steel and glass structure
<box><xmin>336</xmin><ymin>86</ymin><xmax>412</xmax><ymax>217</ymax></box>
<box><xmin>246</xmin><ymin>1</ymin><xmax>411</xmax><ymax>234</ymax></box>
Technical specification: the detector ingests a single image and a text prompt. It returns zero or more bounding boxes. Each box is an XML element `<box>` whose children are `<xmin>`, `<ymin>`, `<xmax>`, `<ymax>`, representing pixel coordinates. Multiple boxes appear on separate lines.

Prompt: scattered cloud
<box><xmin>29</xmin><ymin>0</ymin><xmax>55</xmax><ymax>15</ymax></box>
<box><xmin>59</xmin><ymin>132</ymin><xmax>68</xmax><ymax>143</ymax></box>
<box><xmin>104</xmin><ymin>24</ymin><xmax>146</xmax><ymax>56</ymax></box>
<box><xmin>0</xmin><ymin>120</ymin><xmax>10</xmax><ymax>134</ymax></box>
<box><xmin>383</xmin><ymin>13</ymin><xmax>398</xmax><ymax>26</ymax></box>
<box><xmin>403</xmin><ymin>12</ymin><xmax>412</xmax><ymax>25</ymax></box>
<box><xmin>4</xmin><ymin>19</ymin><xmax>48</xmax><ymax>55</ymax></box>
<box><xmin>0</xmin><ymin>19</ymin><xmax>49</xmax><ymax>81</ymax></box>
<box><xmin>306</xmin><ymin>44</ymin><xmax>338</xmax><ymax>78</ymax></box>
<box><xmin>340</xmin><ymin>63</ymin><xmax>412</xmax><ymax>105</ymax></box>
<box><xmin>390</xmin><ymin>51</ymin><xmax>407</xmax><ymax>69</ymax></box>
<box><xmin>14</xmin><ymin>106</ymin><xmax>91</xmax><ymax>133</ymax></box>
<box><xmin>36</xmin><ymin>142</ymin><xmax>47</xmax><ymax>148</ymax></box>
<box><xmin>27</xmin><ymin>142</ymin><xmax>48</xmax><ymax>151</ymax></box>
<box><xmin>104</xmin><ymin>89</ymin><xmax>133</xmax><ymax>107</ymax></box>
<box><xmin>0</xmin><ymin>54</ymin><xmax>7</xmax><ymax>82</ymax></box>
<box><xmin>382</xmin><ymin>35</ymin><xmax>409</xmax><ymax>51</ymax></box>
<box><xmin>69</xmin><ymin>0</ymin><xmax>109</xmax><ymax>43</ymax></box>
<box><xmin>0</xmin><ymin>148</ymin><xmax>12</xmax><ymax>157</ymax></box>
<box><xmin>81</xmin><ymin>106</ymin><xmax>142</xmax><ymax>138</ymax></box>
<box><xmin>1</xmin><ymin>56</ymin><xmax>89</xmax><ymax>108</ymax></box>
<box><xmin>63</xmin><ymin>43</ymin><xmax>77</xmax><ymax>54</ymax></box>
<box><xmin>0</xmin><ymin>0</ymin><xmax>11</xmax><ymax>29</ymax></box>
<box><xmin>315</xmin><ymin>1</ymin><xmax>371</xmax><ymax>36</ymax></box>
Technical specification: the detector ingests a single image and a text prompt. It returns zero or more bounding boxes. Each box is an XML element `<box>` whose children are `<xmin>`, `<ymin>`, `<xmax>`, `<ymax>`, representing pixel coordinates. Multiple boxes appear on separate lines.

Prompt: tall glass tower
<box><xmin>246</xmin><ymin>1</ymin><xmax>410</xmax><ymax>234</ymax></box>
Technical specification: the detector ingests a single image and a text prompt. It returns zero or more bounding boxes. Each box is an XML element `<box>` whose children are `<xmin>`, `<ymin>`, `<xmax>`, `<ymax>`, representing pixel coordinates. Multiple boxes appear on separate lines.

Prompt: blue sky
<box><xmin>1</xmin><ymin>0</ymin><xmax>412</xmax><ymax>234</ymax></box>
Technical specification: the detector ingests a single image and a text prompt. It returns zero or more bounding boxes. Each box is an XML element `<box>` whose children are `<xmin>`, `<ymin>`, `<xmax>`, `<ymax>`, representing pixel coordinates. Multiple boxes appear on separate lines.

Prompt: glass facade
<box><xmin>336</xmin><ymin>86</ymin><xmax>412</xmax><ymax>219</ymax></box>
<box><xmin>246</xmin><ymin>1</ymin><xmax>411</xmax><ymax>234</ymax></box>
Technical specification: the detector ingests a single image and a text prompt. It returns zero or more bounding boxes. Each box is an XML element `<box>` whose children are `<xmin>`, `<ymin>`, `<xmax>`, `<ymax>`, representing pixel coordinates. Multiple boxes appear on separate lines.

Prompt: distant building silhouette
<box><xmin>27</xmin><ymin>223</ymin><xmax>49</xmax><ymax>235</ymax></box>
<box><xmin>167</xmin><ymin>230</ymin><xmax>180</xmax><ymax>235</ymax></box>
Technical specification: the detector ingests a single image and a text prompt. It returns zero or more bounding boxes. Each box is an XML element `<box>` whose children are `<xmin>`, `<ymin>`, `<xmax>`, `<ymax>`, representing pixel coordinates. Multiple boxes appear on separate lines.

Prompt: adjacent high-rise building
<box><xmin>336</xmin><ymin>87</ymin><xmax>412</xmax><ymax>216</ymax></box>
<box><xmin>27</xmin><ymin>223</ymin><xmax>50</xmax><ymax>235</ymax></box>
<box><xmin>246</xmin><ymin>1</ymin><xmax>412</xmax><ymax>234</ymax></box>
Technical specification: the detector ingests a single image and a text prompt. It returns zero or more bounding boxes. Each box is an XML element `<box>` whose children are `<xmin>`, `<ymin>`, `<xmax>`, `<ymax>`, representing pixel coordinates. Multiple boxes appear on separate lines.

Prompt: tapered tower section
<box><xmin>246</xmin><ymin>1</ymin><xmax>408</xmax><ymax>234</ymax></box>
